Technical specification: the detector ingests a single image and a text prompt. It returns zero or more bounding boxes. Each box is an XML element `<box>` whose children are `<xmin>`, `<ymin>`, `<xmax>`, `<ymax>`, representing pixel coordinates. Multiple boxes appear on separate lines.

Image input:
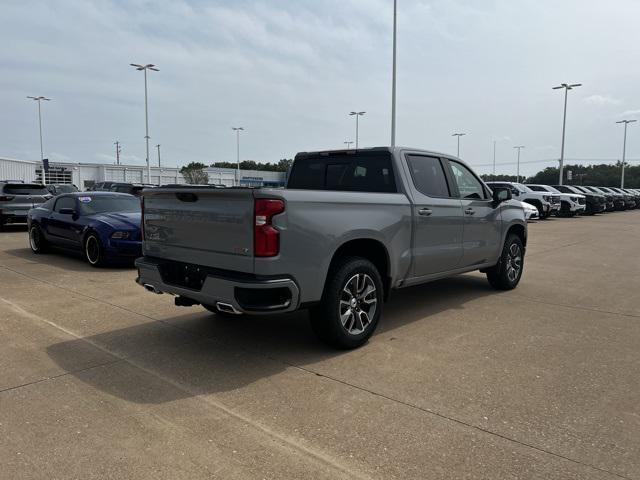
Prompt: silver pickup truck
<box><xmin>136</xmin><ymin>147</ymin><xmax>526</xmax><ymax>348</ymax></box>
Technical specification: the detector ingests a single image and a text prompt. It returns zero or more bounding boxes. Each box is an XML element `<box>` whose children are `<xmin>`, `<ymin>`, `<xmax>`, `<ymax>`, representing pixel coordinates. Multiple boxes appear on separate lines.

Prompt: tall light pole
<box><xmin>232</xmin><ymin>127</ymin><xmax>244</xmax><ymax>186</ymax></box>
<box><xmin>130</xmin><ymin>63</ymin><xmax>159</xmax><ymax>184</ymax></box>
<box><xmin>514</xmin><ymin>146</ymin><xmax>525</xmax><ymax>183</ymax></box>
<box><xmin>552</xmin><ymin>82</ymin><xmax>581</xmax><ymax>185</ymax></box>
<box><xmin>492</xmin><ymin>139</ymin><xmax>497</xmax><ymax>175</ymax></box>
<box><xmin>349</xmin><ymin>111</ymin><xmax>365</xmax><ymax>149</ymax></box>
<box><xmin>114</xmin><ymin>141</ymin><xmax>121</xmax><ymax>165</ymax></box>
<box><xmin>156</xmin><ymin>144</ymin><xmax>161</xmax><ymax>169</ymax></box>
<box><xmin>390</xmin><ymin>0</ymin><xmax>397</xmax><ymax>148</ymax></box>
<box><xmin>344</xmin><ymin>141</ymin><xmax>354</xmax><ymax>150</ymax></box>
<box><xmin>452</xmin><ymin>133</ymin><xmax>466</xmax><ymax>157</ymax></box>
<box><xmin>26</xmin><ymin>95</ymin><xmax>51</xmax><ymax>185</ymax></box>
<box><xmin>616</xmin><ymin>119</ymin><xmax>636</xmax><ymax>188</ymax></box>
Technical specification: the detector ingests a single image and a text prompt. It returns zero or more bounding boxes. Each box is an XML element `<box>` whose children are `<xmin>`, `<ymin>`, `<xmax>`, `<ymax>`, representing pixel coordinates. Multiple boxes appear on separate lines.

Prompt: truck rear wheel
<box><xmin>486</xmin><ymin>234</ymin><xmax>524</xmax><ymax>290</ymax></box>
<box><xmin>310</xmin><ymin>257</ymin><xmax>383</xmax><ymax>349</ymax></box>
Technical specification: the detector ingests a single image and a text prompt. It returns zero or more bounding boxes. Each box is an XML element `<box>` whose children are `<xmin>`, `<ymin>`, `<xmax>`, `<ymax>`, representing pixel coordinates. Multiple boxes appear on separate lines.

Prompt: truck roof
<box><xmin>295</xmin><ymin>146</ymin><xmax>458</xmax><ymax>160</ymax></box>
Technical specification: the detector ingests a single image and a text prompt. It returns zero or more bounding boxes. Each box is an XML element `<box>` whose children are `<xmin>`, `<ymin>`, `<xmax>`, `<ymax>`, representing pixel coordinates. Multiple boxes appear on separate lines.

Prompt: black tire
<box><xmin>310</xmin><ymin>257</ymin><xmax>383</xmax><ymax>349</ymax></box>
<box><xmin>528</xmin><ymin>201</ymin><xmax>545</xmax><ymax>219</ymax></box>
<box><xmin>486</xmin><ymin>234</ymin><xmax>524</xmax><ymax>290</ymax></box>
<box><xmin>84</xmin><ymin>232</ymin><xmax>105</xmax><ymax>267</ymax></box>
<box><xmin>29</xmin><ymin>224</ymin><xmax>48</xmax><ymax>253</ymax></box>
<box><xmin>202</xmin><ymin>304</ymin><xmax>243</xmax><ymax>318</ymax></box>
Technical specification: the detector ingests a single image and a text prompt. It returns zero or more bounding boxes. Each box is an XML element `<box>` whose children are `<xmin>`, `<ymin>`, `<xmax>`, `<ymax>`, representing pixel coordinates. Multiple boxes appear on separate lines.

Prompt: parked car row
<box><xmin>89</xmin><ymin>181</ymin><xmax>155</xmax><ymax>196</ymax></box>
<box><xmin>6</xmin><ymin>147</ymin><xmax>640</xmax><ymax>348</ymax></box>
<box><xmin>485</xmin><ymin>181</ymin><xmax>640</xmax><ymax>220</ymax></box>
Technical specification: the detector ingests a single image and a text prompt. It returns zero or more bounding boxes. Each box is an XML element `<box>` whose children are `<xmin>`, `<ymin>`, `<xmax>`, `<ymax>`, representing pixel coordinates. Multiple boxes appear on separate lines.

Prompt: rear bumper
<box><xmin>135</xmin><ymin>256</ymin><xmax>300</xmax><ymax>315</ymax></box>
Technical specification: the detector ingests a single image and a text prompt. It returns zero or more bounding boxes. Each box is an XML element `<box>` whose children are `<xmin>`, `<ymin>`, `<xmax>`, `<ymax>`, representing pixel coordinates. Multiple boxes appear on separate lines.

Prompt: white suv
<box><xmin>526</xmin><ymin>184</ymin><xmax>586</xmax><ymax>217</ymax></box>
<box><xmin>486</xmin><ymin>181</ymin><xmax>560</xmax><ymax>219</ymax></box>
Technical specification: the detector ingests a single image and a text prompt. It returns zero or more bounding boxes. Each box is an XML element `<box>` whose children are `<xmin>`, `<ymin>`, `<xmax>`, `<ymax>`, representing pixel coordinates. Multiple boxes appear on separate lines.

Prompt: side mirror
<box><xmin>59</xmin><ymin>208</ymin><xmax>76</xmax><ymax>215</ymax></box>
<box><xmin>492</xmin><ymin>187</ymin><xmax>512</xmax><ymax>204</ymax></box>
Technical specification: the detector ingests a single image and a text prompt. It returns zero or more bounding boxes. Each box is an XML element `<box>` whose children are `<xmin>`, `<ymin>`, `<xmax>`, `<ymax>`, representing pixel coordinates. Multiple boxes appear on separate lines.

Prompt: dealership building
<box><xmin>0</xmin><ymin>157</ymin><xmax>287</xmax><ymax>189</ymax></box>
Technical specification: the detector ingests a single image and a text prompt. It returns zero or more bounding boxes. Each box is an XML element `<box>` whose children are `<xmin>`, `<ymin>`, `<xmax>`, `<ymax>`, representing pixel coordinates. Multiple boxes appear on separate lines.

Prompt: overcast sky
<box><xmin>2</xmin><ymin>0</ymin><xmax>640</xmax><ymax>176</ymax></box>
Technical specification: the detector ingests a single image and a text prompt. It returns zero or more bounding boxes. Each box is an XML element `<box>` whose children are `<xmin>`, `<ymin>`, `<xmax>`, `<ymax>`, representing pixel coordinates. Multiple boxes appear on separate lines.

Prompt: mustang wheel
<box><xmin>29</xmin><ymin>224</ymin><xmax>48</xmax><ymax>254</ymax></box>
<box><xmin>310</xmin><ymin>257</ymin><xmax>383</xmax><ymax>349</ymax></box>
<box><xmin>486</xmin><ymin>234</ymin><xmax>524</xmax><ymax>290</ymax></box>
<box><xmin>84</xmin><ymin>233</ymin><xmax>104</xmax><ymax>267</ymax></box>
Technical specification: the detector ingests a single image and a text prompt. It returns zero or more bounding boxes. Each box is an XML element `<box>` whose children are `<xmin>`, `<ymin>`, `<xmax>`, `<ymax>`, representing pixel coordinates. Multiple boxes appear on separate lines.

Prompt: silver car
<box><xmin>0</xmin><ymin>182</ymin><xmax>51</xmax><ymax>229</ymax></box>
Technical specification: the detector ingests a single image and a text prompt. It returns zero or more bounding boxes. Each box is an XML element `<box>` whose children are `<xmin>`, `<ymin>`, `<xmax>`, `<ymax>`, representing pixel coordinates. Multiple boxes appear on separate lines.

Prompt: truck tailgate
<box><xmin>142</xmin><ymin>187</ymin><xmax>255</xmax><ymax>273</ymax></box>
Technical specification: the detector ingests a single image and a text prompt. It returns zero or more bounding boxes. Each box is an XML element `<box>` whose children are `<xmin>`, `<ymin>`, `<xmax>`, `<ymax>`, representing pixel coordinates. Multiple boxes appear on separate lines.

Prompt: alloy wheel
<box><xmin>505</xmin><ymin>243</ymin><xmax>522</xmax><ymax>282</ymax></box>
<box><xmin>339</xmin><ymin>273</ymin><xmax>377</xmax><ymax>335</ymax></box>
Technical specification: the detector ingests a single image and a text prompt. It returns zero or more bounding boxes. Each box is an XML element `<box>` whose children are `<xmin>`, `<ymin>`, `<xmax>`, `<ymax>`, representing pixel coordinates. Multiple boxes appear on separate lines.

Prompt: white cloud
<box><xmin>584</xmin><ymin>94</ymin><xmax>621</xmax><ymax>106</ymax></box>
<box><xmin>619</xmin><ymin>109</ymin><xmax>640</xmax><ymax>117</ymax></box>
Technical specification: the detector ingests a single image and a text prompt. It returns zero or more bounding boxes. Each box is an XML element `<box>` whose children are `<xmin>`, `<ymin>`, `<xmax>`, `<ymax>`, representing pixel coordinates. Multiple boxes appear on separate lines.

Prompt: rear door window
<box><xmin>405</xmin><ymin>155</ymin><xmax>450</xmax><ymax>197</ymax></box>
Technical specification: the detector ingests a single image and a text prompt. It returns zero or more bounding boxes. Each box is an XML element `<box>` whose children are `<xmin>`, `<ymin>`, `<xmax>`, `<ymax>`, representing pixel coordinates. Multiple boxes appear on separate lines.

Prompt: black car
<box><xmin>109</xmin><ymin>183</ymin><xmax>154</xmax><ymax>196</ymax></box>
<box><xmin>46</xmin><ymin>184</ymin><xmax>79</xmax><ymax>196</ymax></box>
<box><xmin>610</xmin><ymin>187</ymin><xmax>639</xmax><ymax>209</ymax></box>
<box><xmin>553</xmin><ymin>185</ymin><xmax>606</xmax><ymax>214</ymax></box>
<box><xmin>622</xmin><ymin>189</ymin><xmax>640</xmax><ymax>208</ymax></box>
<box><xmin>583</xmin><ymin>186</ymin><xmax>621</xmax><ymax>210</ymax></box>
<box><xmin>596</xmin><ymin>187</ymin><xmax>629</xmax><ymax>210</ymax></box>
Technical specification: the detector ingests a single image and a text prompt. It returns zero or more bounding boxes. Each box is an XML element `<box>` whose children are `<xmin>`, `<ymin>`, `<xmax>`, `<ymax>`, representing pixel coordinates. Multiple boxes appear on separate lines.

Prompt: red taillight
<box><xmin>0</xmin><ymin>196</ymin><xmax>15</xmax><ymax>201</ymax></box>
<box><xmin>140</xmin><ymin>197</ymin><xmax>145</xmax><ymax>241</ymax></box>
<box><xmin>254</xmin><ymin>198</ymin><xmax>284</xmax><ymax>257</ymax></box>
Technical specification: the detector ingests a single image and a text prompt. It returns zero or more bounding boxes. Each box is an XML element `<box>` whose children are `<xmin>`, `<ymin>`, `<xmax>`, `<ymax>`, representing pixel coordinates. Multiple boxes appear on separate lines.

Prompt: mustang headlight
<box><xmin>111</xmin><ymin>231</ymin><xmax>130</xmax><ymax>239</ymax></box>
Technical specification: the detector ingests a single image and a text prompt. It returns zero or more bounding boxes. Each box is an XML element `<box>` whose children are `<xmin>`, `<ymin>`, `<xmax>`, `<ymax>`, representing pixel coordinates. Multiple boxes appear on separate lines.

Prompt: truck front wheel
<box><xmin>486</xmin><ymin>234</ymin><xmax>524</xmax><ymax>290</ymax></box>
<box><xmin>310</xmin><ymin>257</ymin><xmax>383</xmax><ymax>349</ymax></box>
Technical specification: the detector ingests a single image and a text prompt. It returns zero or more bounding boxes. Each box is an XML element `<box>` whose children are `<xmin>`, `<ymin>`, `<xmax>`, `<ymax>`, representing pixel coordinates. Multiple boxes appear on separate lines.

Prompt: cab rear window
<box><xmin>288</xmin><ymin>151</ymin><xmax>397</xmax><ymax>193</ymax></box>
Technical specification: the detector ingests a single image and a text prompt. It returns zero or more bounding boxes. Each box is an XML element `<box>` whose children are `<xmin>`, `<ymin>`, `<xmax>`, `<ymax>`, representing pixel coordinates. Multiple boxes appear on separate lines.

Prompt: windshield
<box><xmin>513</xmin><ymin>183</ymin><xmax>531</xmax><ymax>193</ymax></box>
<box><xmin>78</xmin><ymin>195</ymin><xmax>140</xmax><ymax>214</ymax></box>
<box><xmin>3</xmin><ymin>184</ymin><xmax>49</xmax><ymax>195</ymax></box>
<box><xmin>56</xmin><ymin>184</ymin><xmax>78</xmax><ymax>193</ymax></box>
<box><xmin>528</xmin><ymin>185</ymin><xmax>547</xmax><ymax>192</ymax></box>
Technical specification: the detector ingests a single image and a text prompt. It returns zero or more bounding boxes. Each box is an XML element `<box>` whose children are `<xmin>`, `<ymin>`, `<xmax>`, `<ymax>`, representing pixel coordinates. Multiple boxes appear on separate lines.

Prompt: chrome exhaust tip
<box><xmin>216</xmin><ymin>302</ymin><xmax>242</xmax><ymax>315</ymax></box>
<box><xmin>143</xmin><ymin>284</ymin><xmax>163</xmax><ymax>294</ymax></box>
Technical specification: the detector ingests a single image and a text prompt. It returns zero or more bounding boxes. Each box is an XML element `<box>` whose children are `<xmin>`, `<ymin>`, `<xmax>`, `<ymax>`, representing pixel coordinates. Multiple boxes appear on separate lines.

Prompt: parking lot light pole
<box><xmin>391</xmin><ymin>0</ymin><xmax>397</xmax><ymax>148</ymax></box>
<box><xmin>130</xmin><ymin>63</ymin><xmax>159</xmax><ymax>185</ymax></box>
<box><xmin>452</xmin><ymin>133</ymin><xmax>465</xmax><ymax>157</ymax></box>
<box><xmin>552</xmin><ymin>83</ymin><xmax>581</xmax><ymax>185</ymax></box>
<box><xmin>616</xmin><ymin>119</ymin><xmax>636</xmax><ymax>188</ymax></box>
<box><xmin>349</xmin><ymin>112</ymin><xmax>365</xmax><ymax>149</ymax></box>
<box><xmin>493</xmin><ymin>139</ymin><xmax>497</xmax><ymax>175</ymax></box>
<box><xmin>26</xmin><ymin>95</ymin><xmax>51</xmax><ymax>185</ymax></box>
<box><xmin>232</xmin><ymin>127</ymin><xmax>244</xmax><ymax>186</ymax></box>
<box><xmin>344</xmin><ymin>141</ymin><xmax>354</xmax><ymax>150</ymax></box>
<box><xmin>514</xmin><ymin>146</ymin><xmax>525</xmax><ymax>183</ymax></box>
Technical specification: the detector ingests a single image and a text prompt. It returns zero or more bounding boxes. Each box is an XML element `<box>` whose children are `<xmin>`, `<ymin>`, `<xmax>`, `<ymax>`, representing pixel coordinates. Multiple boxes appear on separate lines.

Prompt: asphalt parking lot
<box><xmin>1</xmin><ymin>212</ymin><xmax>639</xmax><ymax>480</ymax></box>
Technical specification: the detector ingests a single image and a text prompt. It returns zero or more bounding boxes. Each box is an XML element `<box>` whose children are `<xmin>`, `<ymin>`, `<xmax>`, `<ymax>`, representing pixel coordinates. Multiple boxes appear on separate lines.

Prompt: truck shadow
<box><xmin>46</xmin><ymin>275</ymin><xmax>496</xmax><ymax>404</ymax></box>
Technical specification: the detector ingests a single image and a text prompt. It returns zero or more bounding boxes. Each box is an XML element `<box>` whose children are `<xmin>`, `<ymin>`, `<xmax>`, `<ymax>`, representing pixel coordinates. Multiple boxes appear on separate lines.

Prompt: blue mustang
<box><xmin>27</xmin><ymin>192</ymin><xmax>142</xmax><ymax>266</ymax></box>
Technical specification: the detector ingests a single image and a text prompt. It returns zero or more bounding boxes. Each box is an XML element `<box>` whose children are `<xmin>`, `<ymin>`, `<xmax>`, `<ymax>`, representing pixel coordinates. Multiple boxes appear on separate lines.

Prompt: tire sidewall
<box><xmin>501</xmin><ymin>235</ymin><xmax>524</xmax><ymax>288</ymax></box>
<box><xmin>29</xmin><ymin>224</ymin><xmax>45</xmax><ymax>253</ymax></box>
<box><xmin>317</xmin><ymin>258</ymin><xmax>384</xmax><ymax>349</ymax></box>
<box><xmin>84</xmin><ymin>232</ymin><xmax>103</xmax><ymax>267</ymax></box>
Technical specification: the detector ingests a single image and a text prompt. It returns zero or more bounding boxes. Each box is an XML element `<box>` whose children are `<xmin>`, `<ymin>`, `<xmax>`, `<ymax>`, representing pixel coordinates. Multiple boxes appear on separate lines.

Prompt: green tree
<box><xmin>180</xmin><ymin>162</ymin><xmax>209</xmax><ymax>184</ymax></box>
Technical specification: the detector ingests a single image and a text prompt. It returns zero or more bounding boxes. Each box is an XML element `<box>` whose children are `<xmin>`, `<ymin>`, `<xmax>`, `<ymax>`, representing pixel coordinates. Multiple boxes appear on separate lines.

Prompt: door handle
<box><xmin>418</xmin><ymin>208</ymin><xmax>433</xmax><ymax>216</ymax></box>
<box><xmin>464</xmin><ymin>208</ymin><xmax>475</xmax><ymax>215</ymax></box>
